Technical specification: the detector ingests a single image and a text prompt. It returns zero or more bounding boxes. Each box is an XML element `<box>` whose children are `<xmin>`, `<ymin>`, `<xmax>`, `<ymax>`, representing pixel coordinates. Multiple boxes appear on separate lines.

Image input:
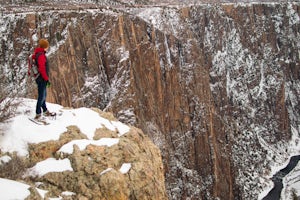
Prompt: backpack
<box><xmin>28</xmin><ymin>52</ymin><xmax>41</xmax><ymax>80</ymax></box>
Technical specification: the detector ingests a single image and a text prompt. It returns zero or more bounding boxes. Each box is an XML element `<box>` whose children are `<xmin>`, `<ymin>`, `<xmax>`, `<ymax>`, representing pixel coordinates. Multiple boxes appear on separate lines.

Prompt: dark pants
<box><xmin>36</xmin><ymin>79</ymin><xmax>48</xmax><ymax>115</ymax></box>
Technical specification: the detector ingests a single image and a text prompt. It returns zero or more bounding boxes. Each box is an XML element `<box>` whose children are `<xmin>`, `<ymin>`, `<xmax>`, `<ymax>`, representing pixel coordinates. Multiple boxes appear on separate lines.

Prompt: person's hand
<box><xmin>46</xmin><ymin>81</ymin><xmax>51</xmax><ymax>88</ymax></box>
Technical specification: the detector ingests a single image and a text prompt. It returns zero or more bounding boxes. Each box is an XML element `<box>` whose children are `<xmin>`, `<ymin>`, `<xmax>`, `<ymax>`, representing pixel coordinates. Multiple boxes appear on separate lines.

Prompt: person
<box><xmin>32</xmin><ymin>39</ymin><xmax>55</xmax><ymax>120</ymax></box>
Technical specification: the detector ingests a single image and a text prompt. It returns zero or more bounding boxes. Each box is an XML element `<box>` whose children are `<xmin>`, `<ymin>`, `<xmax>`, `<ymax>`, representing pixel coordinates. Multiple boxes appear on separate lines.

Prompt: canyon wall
<box><xmin>0</xmin><ymin>2</ymin><xmax>299</xmax><ymax>199</ymax></box>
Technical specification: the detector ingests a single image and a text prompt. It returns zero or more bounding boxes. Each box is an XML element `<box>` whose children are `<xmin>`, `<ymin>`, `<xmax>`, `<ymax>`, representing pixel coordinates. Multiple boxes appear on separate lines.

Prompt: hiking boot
<box><xmin>44</xmin><ymin>110</ymin><xmax>56</xmax><ymax>117</ymax></box>
<box><xmin>34</xmin><ymin>114</ymin><xmax>42</xmax><ymax>120</ymax></box>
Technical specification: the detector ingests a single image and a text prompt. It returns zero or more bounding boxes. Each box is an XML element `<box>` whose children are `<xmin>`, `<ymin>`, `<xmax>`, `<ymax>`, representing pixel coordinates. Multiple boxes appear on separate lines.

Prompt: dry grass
<box><xmin>0</xmin><ymin>153</ymin><xmax>30</xmax><ymax>180</ymax></box>
<box><xmin>0</xmin><ymin>74</ymin><xmax>22</xmax><ymax>123</ymax></box>
<box><xmin>0</xmin><ymin>97</ymin><xmax>20</xmax><ymax>123</ymax></box>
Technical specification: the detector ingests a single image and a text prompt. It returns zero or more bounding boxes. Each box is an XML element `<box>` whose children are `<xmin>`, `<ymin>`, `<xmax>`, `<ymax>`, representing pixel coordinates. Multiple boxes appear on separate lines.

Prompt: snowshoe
<box><xmin>29</xmin><ymin>117</ymin><xmax>50</xmax><ymax>125</ymax></box>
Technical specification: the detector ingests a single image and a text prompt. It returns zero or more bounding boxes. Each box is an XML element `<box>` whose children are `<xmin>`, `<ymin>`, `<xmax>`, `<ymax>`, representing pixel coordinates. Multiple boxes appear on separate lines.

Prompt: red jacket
<box><xmin>32</xmin><ymin>47</ymin><xmax>49</xmax><ymax>81</ymax></box>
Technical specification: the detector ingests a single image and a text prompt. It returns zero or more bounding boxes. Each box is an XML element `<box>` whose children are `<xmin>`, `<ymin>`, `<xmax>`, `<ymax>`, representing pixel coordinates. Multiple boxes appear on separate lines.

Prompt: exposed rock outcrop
<box><xmin>27</xmin><ymin>124</ymin><xmax>166</xmax><ymax>199</ymax></box>
<box><xmin>0</xmin><ymin>106</ymin><xmax>167</xmax><ymax>200</ymax></box>
<box><xmin>1</xmin><ymin>2</ymin><xmax>299</xmax><ymax>199</ymax></box>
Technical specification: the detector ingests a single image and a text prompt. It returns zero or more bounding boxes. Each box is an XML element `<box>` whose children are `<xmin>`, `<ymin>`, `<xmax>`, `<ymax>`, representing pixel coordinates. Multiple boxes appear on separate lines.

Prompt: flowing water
<box><xmin>263</xmin><ymin>155</ymin><xmax>300</xmax><ymax>200</ymax></box>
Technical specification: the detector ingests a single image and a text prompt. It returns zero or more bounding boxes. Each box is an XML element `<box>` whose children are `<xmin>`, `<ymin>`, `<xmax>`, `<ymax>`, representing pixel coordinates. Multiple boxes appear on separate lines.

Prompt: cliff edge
<box><xmin>0</xmin><ymin>98</ymin><xmax>167</xmax><ymax>200</ymax></box>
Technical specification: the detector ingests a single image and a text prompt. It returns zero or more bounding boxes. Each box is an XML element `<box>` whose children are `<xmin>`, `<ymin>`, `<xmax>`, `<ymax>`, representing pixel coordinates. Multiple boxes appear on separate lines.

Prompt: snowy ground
<box><xmin>0</xmin><ymin>98</ymin><xmax>131</xmax><ymax>199</ymax></box>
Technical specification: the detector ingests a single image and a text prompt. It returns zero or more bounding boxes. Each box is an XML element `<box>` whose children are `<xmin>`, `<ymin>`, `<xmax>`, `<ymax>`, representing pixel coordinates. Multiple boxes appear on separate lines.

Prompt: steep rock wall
<box><xmin>0</xmin><ymin>2</ymin><xmax>299</xmax><ymax>199</ymax></box>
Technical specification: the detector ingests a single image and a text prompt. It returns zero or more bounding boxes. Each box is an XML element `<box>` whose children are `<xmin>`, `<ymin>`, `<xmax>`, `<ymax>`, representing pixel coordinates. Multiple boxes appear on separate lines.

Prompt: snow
<box><xmin>36</xmin><ymin>188</ymin><xmax>48</xmax><ymax>199</ymax></box>
<box><xmin>0</xmin><ymin>98</ymin><xmax>130</xmax><ymax>156</ymax></box>
<box><xmin>99</xmin><ymin>163</ymin><xmax>131</xmax><ymax>175</ymax></box>
<box><xmin>119</xmin><ymin>163</ymin><xmax>131</xmax><ymax>174</ymax></box>
<box><xmin>117</xmin><ymin>47</ymin><xmax>129</xmax><ymax>63</ymax></box>
<box><xmin>25</xmin><ymin>158</ymin><xmax>73</xmax><ymax>177</ymax></box>
<box><xmin>10</xmin><ymin>182</ymin><xmax>67</xmax><ymax>200</ymax></box>
<box><xmin>111</xmin><ymin>121</ymin><xmax>130</xmax><ymax>136</ymax></box>
<box><xmin>58</xmin><ymin>138</ymin><xmax>120</xmax><ymax>154</ymax></box>
<box><xmin>0</xmin><ymin>155</ymin><xmax>11</xmax><ymax>164</ymax></box>
<box><xmin>137</xmin><ymin>6</ymin><xmax>181</xmax><ymax>38</ymax></box>
<box><xmin>0</xmin><ymin>178</ymin><xmax>31</xmax><ymax>200</ymax></box>
<box><xmin>61</xmin><ymin>191</ymin><xmax>75</xmax><ymax>196</ymax></box>
<box><xmin>287</xmin><ymin>3</ymin><xmax>300</xmax><ymax>26</ymax></box>
<box><xmin>100</xmin><ymin>167</ymin><xmax>113</xmax><ymax>175</ymax></box>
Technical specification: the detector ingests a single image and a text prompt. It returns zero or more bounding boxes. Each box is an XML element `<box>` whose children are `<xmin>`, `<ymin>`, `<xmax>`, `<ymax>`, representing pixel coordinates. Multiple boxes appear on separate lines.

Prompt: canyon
<box><xmin>0</xmin><ymin>1</ymin><xmax>299</xmax><ymax>199</ymax></box>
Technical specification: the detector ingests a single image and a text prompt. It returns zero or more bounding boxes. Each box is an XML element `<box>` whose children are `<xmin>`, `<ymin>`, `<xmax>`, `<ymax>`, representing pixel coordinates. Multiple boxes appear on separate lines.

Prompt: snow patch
<box><xmin>111</xmin><ymin>121</ymin><xmax>130</xmax><ymax>136</ymax></box>
<box><xmin>0</xmin><ymin>178</ymin><xmax>31</xmax><ymax>199</ymax></box>
<box><xmin>58</xmin><ymin>138</ymin><xmax>120</xmax><ymax>154</ymax></box>
<box><xmin>62</xmin><ymin>191</ymin><xmax>76</xmax><ymax>196</ymax></box>
<box><xmin>0</xmin><ymin>155</ymin><xmax>11</xmax><ymax>165</ymax></box>
<box><xmin>100</xmin><ymin>168</ymin><xmax>113</xmax><ymax>175</ymax></box>
<box><xmin>119</xmin><ymin>163</ymin><xmax>131</xmax><ymax>174</ymax></box>
<box><xmin>0</xmin><ymin>98</ymin><xmax>130</xmax><ymax>156</ymax></box>
<box><xmin>25</xmin><ymin>158</ymin><xmax>73</xmax><ymax>177</ymax></box>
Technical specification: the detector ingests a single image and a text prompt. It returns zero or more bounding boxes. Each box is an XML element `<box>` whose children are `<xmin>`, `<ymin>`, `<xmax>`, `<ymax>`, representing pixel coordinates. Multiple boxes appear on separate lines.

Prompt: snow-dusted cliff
<box><xmin>0</xmin><ymin>1</ymin><xmax>299</xmax><ymax>199</ymax></box>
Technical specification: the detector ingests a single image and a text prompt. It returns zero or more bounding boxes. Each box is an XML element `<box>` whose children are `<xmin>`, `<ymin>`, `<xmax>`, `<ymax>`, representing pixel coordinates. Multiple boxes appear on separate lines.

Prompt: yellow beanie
<box><xmin>39</xmin><ymin>39</ymin><xmax>49</xmax><ymax>49</ymax></box>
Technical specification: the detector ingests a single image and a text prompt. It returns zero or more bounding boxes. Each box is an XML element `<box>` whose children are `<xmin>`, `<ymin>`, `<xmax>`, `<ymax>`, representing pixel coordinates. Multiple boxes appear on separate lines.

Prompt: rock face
<box><xmin>24</xmin><ymin>109</ymin><xmax>167</xmax><ymax>200</ymax></box>
<box><xmin>1</xmin><ymin>2</ymin><xmax>300</xmax><ymax>199</ymax></box>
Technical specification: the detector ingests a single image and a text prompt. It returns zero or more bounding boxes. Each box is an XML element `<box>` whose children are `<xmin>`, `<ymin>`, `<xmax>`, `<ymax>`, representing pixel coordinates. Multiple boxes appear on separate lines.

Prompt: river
<box><xmin>263</xmin><ymin>155</ymin><xmax>300</xmax><ymax>200</ymax></box>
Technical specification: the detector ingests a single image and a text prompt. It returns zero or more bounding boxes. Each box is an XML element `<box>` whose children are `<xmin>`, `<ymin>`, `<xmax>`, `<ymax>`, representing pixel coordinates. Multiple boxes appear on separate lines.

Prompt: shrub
<box><xmin>0</xmin><ymin>153</ymin><xmax>29</xmax><ymax>180</ymax></box>
<box><xmin>0</xmin><ymin>97</ymin><xmax>19</xmax><ymax>123</ymax></box>
<box><xmin>0</xmin><ymin>72</ymin><xmax>21</xmax><ymax>123</ymax></box>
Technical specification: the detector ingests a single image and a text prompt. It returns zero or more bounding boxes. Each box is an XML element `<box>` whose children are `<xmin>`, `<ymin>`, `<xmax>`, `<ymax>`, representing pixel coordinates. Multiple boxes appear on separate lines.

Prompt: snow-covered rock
<box><xmin>0</xmin><ymin>98</ymin><xmax>167</xmax><ymax>199</ymax></box>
